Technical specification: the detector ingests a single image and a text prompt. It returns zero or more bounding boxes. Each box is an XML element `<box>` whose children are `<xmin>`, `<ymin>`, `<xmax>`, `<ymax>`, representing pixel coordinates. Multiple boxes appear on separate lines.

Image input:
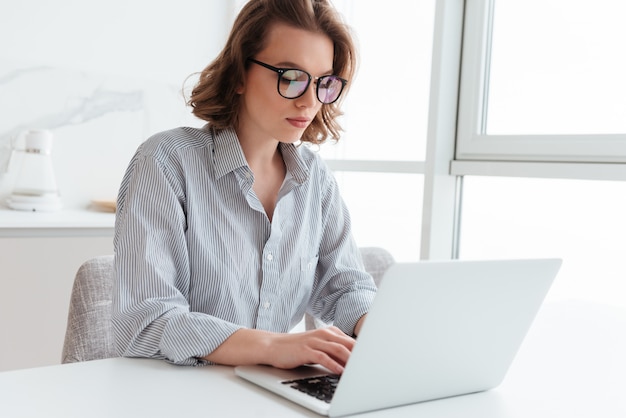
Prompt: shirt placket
<box><xmin>256</xmin><ymin>213</ymin><xmax>283</xmax><ymax>330</ymax></box>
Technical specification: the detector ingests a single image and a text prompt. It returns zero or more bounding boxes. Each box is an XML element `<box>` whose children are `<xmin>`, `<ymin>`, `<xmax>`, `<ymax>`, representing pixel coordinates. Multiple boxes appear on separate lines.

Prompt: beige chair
<box><xmin>62</xmin><ymin>255</ymin><xmax>115</xmax><ymax>363</ymax></box>
<box><xmin>61</xmin><ymin>247</ymin><xmax>395</xmax><ymax>363</ymax></box>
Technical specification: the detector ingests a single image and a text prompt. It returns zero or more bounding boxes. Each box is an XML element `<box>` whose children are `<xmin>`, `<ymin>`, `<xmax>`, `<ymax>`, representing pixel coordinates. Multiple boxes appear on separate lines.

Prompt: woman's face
<box><xmin>237</xmin><ymin>22</ymin><xmax>334</xmax><ymax>145</ymax></box>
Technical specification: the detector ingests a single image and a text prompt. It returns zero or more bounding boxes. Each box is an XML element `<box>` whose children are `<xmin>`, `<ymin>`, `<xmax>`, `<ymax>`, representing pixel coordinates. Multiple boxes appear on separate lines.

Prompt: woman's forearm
<box><xmin>203</xmin><ymin>326</ymin><xmax>356</xmax><ymax>375</ymax></box>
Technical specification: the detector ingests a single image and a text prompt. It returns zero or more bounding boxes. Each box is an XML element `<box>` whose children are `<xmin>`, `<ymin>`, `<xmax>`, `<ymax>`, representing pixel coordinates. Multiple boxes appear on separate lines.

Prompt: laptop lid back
<box><xmin>329</xmin><ymin>258</ymin><xmax>561</xmax><ymax>417</ymax></box>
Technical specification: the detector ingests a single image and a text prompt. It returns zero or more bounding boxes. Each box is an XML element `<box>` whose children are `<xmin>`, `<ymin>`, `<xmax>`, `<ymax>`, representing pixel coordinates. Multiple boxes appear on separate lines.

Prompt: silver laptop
<box><xmin>235</xmin><ymin>258</ymin><xmax>562</xmax><ymax>417</ymax></box>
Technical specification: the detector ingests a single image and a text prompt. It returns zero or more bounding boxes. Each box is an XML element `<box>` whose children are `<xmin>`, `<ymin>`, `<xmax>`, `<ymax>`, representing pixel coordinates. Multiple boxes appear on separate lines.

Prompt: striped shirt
<box><xmin>112</xmin><ymin>125</ymin><xmax>377</xmax><ymax>366</ymax></box>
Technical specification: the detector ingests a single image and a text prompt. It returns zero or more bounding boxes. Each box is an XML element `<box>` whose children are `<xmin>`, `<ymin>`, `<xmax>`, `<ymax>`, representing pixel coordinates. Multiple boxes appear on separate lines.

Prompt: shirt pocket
<box><xmin>300</xmin><ymin>254</ymin><xmax>318</xmax><ymax>276</ymax></box>
<box><xmin>295</xmin><ymin>254</ymin><xmax>319</xmax><ymax>303</ymax></box>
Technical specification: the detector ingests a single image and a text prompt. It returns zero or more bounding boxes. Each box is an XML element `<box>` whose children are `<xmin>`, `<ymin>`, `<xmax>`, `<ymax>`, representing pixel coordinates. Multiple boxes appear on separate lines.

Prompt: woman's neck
<box><xmin>235</xmin><ymin>129</ymin><xmax>286</xmax><ymax>221</ymax></box>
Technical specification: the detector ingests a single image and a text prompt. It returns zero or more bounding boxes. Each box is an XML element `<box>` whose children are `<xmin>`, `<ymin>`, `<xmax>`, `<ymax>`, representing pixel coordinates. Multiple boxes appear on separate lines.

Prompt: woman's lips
<box><xmin>287</xmin><ymin>117</ymin><xmax>311</xmax><ymax>128</ymax></box>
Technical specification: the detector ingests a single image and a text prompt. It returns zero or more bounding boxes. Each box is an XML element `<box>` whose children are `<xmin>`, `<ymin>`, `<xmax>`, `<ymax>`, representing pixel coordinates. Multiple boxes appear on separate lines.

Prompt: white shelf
<box><xmin>0</xmin><ymin>207</ymin><xmax>115</xmax><ymax>237</ymax></box>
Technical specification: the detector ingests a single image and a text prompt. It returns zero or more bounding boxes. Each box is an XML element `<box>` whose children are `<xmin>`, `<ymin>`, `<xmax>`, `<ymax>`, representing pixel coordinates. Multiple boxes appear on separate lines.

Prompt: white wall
<box><xmin>0</xmin><ymin>0</ymin><xmax>234</xmax><ymax>208</ymax></box>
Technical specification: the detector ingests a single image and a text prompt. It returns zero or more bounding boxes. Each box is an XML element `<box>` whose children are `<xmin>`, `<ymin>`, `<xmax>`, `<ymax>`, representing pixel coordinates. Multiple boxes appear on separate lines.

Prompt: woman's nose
<box><xmin>295</xmin><ymin>81</ymin><xmax>318</xmax><ymax>108</ymax></box>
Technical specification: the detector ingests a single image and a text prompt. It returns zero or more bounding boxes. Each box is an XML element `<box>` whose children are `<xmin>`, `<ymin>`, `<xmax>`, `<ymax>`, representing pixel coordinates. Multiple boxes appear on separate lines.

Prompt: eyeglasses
<box><xmin>248</xmin><ymin>58</ymin><xmax>347</xmax><ymax>104</ymax></box>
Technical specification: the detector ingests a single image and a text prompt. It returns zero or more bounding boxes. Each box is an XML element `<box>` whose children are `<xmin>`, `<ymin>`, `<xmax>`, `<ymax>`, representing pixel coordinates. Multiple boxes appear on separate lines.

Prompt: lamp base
<box><xmin>7</xmin><ymin>193</ymin><xmax>63</xmax><ymax>212</ymax></box>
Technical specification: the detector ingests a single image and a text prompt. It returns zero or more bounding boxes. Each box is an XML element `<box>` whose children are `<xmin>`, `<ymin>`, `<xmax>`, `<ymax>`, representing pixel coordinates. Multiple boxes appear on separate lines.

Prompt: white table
<box><xmin>0</xmin><ymin>300</ymin><xmax>624</xmax><ymax>417</ymax></box>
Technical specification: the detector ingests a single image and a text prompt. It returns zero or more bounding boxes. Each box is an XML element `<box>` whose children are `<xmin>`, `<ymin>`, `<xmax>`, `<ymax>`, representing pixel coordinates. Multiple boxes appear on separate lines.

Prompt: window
<box><xmin>455</xmin><ymin>0</ymin><xmax>626</xmax><ymax>164</ymax></box>
<box><xmin>460</xmin><ymin>176</ymin><xmax>626</xmax><ymax>306</ymax></box>
<box><xmin>453</xmin><ymin>0</ymin><xmax>626</xmax><ymax>308</ymax></box>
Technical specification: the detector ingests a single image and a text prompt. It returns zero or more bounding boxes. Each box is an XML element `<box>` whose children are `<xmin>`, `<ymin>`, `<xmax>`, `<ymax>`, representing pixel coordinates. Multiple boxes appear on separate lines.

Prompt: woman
<box><xmin>112</xmin><ymin>0</ymin><xmax>376</xmax><ymax>375</ymax></box>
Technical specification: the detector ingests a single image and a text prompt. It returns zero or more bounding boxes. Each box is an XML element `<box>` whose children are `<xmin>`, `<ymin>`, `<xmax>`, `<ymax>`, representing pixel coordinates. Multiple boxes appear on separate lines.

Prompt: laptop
<box><xmin>235</xmin><ymin>258</ymin><xmax>562</xmax><ymax>417</ymax></box>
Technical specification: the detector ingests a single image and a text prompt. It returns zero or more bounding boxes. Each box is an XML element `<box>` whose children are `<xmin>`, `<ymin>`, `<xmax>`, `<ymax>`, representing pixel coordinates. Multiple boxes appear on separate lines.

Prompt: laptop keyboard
<box><xmin>282</xmin><ymin>374</ymin><xmax>340</xmax><ymax>403</ymax></box>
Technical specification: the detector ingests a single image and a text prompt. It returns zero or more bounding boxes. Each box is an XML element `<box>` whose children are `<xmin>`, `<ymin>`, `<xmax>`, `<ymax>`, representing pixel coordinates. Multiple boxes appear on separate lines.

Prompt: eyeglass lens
<box><xmin>317</xmin><ymin>76</ymin><xmax>344</xmax><ymax>104</ymax></box>
<box><xmin>280</xmin><ymin>70</ymin><xmax>310</xmax><ymax>98</ymax></box>
<box><xmin>279</xmin><ymin>70</ymin><xmax>344</xmax><ymax>104</ymax></box>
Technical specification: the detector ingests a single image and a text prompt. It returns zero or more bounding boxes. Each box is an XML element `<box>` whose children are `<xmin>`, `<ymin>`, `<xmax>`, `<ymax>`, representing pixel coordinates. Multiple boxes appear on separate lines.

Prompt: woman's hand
<box><xmin>266</xmin><ymin>327</ymin><xmax>356</xmax><ymax>374</ymax></box>
<box><xmin>204</xmin><ymin>326</ymin><xmax>356</xmax><ymax>375</ymax></box>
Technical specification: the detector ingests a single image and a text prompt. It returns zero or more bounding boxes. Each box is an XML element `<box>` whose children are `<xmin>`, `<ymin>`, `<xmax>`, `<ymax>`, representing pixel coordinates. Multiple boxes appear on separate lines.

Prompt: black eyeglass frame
<box><xmin>248</xmin><ymin>58</ymin><xmax>347</xmax><ymax>104</ymax></box>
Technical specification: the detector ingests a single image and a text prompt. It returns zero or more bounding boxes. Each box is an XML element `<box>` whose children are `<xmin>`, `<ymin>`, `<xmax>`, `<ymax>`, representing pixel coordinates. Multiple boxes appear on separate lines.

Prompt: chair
<box><xmin>61</xmin><ymin>247</ymin><xmax>395</xmax><ymax>363</ymax></box>
<box><xmin>61</xmin><ymin>255</ymin><xmax>116</xmax><ymax>363</ymax></box>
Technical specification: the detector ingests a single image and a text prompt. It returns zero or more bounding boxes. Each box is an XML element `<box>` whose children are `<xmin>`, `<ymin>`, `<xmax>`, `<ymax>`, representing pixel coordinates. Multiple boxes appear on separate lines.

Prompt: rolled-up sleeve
<box><xmin>112</xmin><ymin>140</ymin><xmax>242</xmax><ymax>366</ymax></box>
<box><xmin>308</xmin><ymin>168</ymin><xmax>377</xmax><ymax>336</ymax></box>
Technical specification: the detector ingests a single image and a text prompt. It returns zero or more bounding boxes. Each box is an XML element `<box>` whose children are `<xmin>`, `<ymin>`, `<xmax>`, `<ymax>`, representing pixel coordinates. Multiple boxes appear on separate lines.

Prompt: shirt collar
<box><xmin>211</xmin><ymin>126</ymin><xmax>310</xmax><ymax>184</ymax></box>
<box><xmin>279</xmin><ymin>142</ymin><xmax>310</xmax><ymax>185</ymax></box>
<box><xmin>212</xmin><ymin>127</ymin><xmax>249</xmax><ymax>179</ymax></box>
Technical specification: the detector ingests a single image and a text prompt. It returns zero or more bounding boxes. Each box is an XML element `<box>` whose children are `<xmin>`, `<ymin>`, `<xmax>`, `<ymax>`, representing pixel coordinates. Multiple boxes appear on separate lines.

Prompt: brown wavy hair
<box><xmin>187</xmin><ymin>0</ymin><xmax>357</xmax><ymax>145</ymax></box>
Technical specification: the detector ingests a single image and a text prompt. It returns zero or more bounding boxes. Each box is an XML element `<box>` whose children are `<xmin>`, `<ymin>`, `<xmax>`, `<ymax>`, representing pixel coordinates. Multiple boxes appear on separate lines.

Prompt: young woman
<box><xmin>112</xmin><ymin>0</ymin><xmax>376</xmax><ymax>375</ymax></box>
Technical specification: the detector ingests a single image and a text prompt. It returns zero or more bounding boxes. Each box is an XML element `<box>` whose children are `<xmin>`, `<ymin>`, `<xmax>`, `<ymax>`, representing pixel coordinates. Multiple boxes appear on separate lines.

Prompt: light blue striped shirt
<box><xmin>112</xmin><ymin>125</ymin><xmax>377</xmax><ymax>366</ymax></box>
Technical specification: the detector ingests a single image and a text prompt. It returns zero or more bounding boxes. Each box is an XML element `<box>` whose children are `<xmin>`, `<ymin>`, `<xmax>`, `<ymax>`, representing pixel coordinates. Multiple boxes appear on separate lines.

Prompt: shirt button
<box><xmin>266</xmin><ymin>253</ymin><xmax>274</xmax><ymax>261</ymax></box>
<box><xmin>263</xmin><ymin>301</ymin><xmax>271</xmax><ymax>309</ymax></box>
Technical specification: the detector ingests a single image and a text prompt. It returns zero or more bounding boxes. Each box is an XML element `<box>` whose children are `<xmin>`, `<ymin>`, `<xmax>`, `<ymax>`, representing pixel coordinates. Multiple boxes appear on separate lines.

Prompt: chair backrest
<box><xmin>61</xmin><ymin>247</ymin><xmax>395</xmax><ymax>363</ymax></box>
<box><xmin>358</xmin><ymin>247</ymin><xmax>396</xmax><ymax>286</ymax></box>
<box><xmin>61</xmin><ymin>255</ymin><xmax>115</xmax><ymax>363</ymax></box>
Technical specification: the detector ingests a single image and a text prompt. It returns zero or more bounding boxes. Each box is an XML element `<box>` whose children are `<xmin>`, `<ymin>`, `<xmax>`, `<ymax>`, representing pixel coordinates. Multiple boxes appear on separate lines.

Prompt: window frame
<box><xmin>454</xmin><ymin>0</ymin><xmax>626</xmax><ymax>174</ymax></box>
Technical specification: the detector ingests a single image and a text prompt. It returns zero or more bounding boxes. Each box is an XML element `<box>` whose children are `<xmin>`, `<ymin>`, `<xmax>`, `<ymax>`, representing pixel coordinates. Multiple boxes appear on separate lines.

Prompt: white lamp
<box><xmin>7</xmin><ymin>129</ymin><xmax>62</xmax><ymax>212</ymax></box>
